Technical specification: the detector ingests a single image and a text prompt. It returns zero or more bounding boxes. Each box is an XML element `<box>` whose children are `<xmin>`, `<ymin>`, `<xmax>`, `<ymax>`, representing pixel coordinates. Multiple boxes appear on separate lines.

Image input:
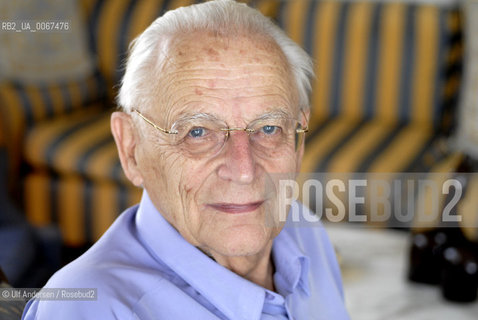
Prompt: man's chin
<box><xmin>204</xmin><ymin>225</ymin><xmax>274</xmax><ymax>258</ymax></box>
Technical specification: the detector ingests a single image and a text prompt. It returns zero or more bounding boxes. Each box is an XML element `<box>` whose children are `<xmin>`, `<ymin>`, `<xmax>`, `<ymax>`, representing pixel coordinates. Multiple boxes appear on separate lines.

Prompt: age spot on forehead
<box><xmin>205</xmin><ymin>47</ymin><xmax>220</xmax><ymax>61</ymax></box>
<box><xmin>207</xmin><ymin>79</ymin><xmax>216</xmax><ymax>88</ymax></box>
<box><xmin>206</xmin><ymin>47</ymin><xmax>219</xmax><ymax>56</ymax></box>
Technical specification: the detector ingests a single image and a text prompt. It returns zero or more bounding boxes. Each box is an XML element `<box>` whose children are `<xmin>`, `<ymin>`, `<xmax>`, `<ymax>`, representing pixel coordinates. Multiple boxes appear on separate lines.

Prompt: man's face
<box><xmin>134</xmin><ymin>33</ymin><xmax>304</xmax><ymax>257</ymax></box>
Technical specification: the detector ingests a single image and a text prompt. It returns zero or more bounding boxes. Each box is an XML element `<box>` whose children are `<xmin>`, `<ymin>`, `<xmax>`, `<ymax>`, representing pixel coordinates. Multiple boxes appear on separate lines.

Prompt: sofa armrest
<box><xmin>0</xmin><ymin>73</ymin><xmax>107</xmax><ymax>191</ymax></box>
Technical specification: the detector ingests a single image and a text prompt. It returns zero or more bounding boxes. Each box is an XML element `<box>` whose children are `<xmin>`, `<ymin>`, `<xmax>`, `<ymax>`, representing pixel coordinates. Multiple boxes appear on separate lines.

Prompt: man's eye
<box><xmin>188</xmin><ymin>127</ymin><xmax>207</xmax><ymax>138</ymax></box>
<box><xmin>261</xmin><ymin>125</ymin><xmax>280</xmax><ymax>135</ymax></box>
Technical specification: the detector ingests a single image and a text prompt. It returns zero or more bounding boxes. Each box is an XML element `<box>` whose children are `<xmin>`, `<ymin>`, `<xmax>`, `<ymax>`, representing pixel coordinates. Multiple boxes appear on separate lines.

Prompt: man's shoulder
<box><xmin>50</xmin><ymin>204</ymin><xmax>141</xmax><ymax>278</ymax></box>
<box><xmin>22</xmin><ymin>261</ymin><xmax>191</xmax><ymax>320</ymax></box>
<box><xmin>46</xmin><ymin>203</ymin><xmax>165</xmax><ymax>290</ymax></box>
<box><xmin>23</xmin><ymin>262</ymin><xmax>174</xmax><ymax>320</ymax></box>
<box><xmin>22</xmin><ymin>204</ymin><xmax>171</xmax><ymax>319</ymax></box>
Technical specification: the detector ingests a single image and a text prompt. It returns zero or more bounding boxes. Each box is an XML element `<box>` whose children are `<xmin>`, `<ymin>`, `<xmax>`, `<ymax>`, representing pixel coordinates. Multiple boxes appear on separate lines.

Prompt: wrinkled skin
<box><xmin>111</xmin><ymin>32</ymin><xmax>306</xmax><ymax>290</ymax></box>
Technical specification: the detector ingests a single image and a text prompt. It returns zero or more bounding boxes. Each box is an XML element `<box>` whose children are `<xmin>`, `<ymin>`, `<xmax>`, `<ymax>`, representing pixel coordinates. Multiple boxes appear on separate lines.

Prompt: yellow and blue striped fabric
<box><xmin>22</xmin><ymin>107</ymin><xmax>143</xmax><ymax>245</ymax></box>
<box><xmin>275</xmin><ymin>1</ymin><xmax>462</xmax><ymax>175</ymax></box>
<box><xmin>276</xmin><ymin>1</ymin><xmax>464</xmax><ymax>227</ymax></box>
<box><xmin>25</xmin><ymin>107</ymin><xmax>126</xmax><ymax>184</ymax></box>
<box><xmin>278</xmin><ymin>0</ymin><xmax>462</xmax><ymax>129</ymax></box>
<box><xmin>22</xmin><ymin>107</ymin><xmax>142</xmax><ymax>245</ymax></box>
<box><xmin>0</xmin><ymin>73</ymin><xmax>107</xmax><ymax>190</ymax></box>
<box><xmin>25</xmin><ymin>170</ymin><xmax>141</xmax><ymax>246</ymax></box>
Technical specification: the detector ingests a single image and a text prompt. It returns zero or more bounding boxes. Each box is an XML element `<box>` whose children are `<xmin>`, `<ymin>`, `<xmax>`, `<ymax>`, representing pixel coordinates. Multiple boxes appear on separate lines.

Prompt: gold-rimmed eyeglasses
<box><xmin>132</xmin><ymin>108</ymin><xmax>308</xmax><ymax>158</ymax></box>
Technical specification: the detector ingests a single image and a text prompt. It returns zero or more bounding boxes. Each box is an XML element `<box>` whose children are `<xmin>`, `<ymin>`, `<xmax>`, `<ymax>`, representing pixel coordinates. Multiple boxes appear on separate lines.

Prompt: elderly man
<box><xmin>22</xmin><ymin>0</ymin><xmax>349</xmax><ymax>319</ymax></box>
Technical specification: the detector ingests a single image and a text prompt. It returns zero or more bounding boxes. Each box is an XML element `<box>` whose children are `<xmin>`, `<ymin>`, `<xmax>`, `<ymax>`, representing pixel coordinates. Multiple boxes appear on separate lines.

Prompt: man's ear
<box><xmin>111</xmin><ymin>111</ymin><xmax>144</xmax><ymax>187</ymax></box>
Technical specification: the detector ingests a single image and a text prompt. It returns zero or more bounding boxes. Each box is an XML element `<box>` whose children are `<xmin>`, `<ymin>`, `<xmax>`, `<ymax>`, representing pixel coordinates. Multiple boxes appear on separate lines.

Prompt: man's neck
<box><xmin>206</xmin><ymin>241</ymin><xmax>276</xmax><ymax>291</ymax></box>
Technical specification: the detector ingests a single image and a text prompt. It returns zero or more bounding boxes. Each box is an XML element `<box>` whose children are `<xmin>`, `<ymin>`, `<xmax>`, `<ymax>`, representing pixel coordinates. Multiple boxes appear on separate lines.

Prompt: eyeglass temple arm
<box><xmin>132</xmin><ymin>109</ymin><xmax>178</xmax><ymax>134</ymax></box>
<box><xmin>297</xmin><ymin>109</ymin><xmax>309</xmax><ymax>133</ymax></box>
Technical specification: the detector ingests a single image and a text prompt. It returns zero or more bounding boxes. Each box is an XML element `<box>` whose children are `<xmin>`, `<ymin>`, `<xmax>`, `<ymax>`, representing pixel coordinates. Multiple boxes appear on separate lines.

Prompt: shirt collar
<box><xmin>135</xmin><ymin>191</ymin><xmax>266</xmax><ymax>320</ymax></box>
<box><xmin>272</xmin><ymin>219</ymin><xmax>311</xmax><ymax>297</ymax></box>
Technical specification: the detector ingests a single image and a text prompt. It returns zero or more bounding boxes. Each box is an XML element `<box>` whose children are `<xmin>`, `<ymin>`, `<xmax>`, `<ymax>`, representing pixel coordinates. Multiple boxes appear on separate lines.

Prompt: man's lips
<box><xmin>207</xmin><ymin>201</ymin><xmax>264</xmax><ymax>214</ymax></box>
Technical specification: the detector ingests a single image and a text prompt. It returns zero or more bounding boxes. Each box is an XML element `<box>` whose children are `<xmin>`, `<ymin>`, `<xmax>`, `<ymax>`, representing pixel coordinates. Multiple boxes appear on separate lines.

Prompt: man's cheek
<box><xmin>154</xmin><ymin>154</ymin><xmax>187</xmax><ymax>186</ymax></box>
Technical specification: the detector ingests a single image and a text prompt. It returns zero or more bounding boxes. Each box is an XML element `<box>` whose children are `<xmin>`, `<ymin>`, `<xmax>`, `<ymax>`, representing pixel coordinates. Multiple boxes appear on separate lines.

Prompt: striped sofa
<box><xmin>0</xmin><ymin>0</ymin><xmax>464</xmax><ymax>247</ymax></box>
<box><xmin>278</xmin><ymin>1</ymin><xmax>463</xmax><ymax>174</ymax></box>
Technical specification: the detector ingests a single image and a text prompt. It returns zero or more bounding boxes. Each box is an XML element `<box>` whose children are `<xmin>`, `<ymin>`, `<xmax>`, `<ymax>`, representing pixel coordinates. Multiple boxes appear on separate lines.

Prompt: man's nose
<box><xmin>217</xmin><ymin>131</ymin><xmax>256</xmax><ymax>184</ymax></box>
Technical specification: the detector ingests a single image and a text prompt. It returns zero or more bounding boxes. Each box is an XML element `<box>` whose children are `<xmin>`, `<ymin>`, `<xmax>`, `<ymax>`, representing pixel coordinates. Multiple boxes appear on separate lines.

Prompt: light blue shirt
<box><xmin>22</xmin><ymin>191</ymin><xmax>349</xmax><ymax>319</ymax></box>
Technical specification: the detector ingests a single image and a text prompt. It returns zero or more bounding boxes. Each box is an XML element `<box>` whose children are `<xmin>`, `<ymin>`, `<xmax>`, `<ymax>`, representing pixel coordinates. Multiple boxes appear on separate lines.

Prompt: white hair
<box><xmin>118</xmin><ymin>0</ymin><xmax>314</xmax><ymax>113</ymax></box>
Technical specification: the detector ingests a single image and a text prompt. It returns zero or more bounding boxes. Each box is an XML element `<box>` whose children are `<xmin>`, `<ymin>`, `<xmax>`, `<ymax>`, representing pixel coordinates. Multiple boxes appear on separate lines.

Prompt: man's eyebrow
<box><xmin>254</xmin><ymin>109</ymin><xmax>294</xmax><ymax>120</ymax></box>
<box><xmin>173</xmin><ymin>112</ymin><xmax>221</xmax><ymax>123</ymax></box>
<box><xmin>173</xmin><ymin>109</ymin><xmax>293</xmax><ymax>123</ymax></box>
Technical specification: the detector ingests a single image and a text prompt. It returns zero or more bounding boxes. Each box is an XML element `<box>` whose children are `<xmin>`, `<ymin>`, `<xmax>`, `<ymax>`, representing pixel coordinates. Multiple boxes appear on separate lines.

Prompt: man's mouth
<box><xmin>207</xmin><ymin>201</ymin><xmax>264</xmax><ymax>214</ymax></box>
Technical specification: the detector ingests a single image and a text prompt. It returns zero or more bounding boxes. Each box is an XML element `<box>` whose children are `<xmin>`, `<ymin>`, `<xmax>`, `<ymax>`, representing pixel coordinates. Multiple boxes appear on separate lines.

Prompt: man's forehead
<box><xmin>164</xmin><ymin>31</ymin><xmax>288</xmax><ymax>66</ymax></box>
<box><xmin>147</xmin><ymin>31</ymin><xmax>298</xmax><ymax>122</ymax></box>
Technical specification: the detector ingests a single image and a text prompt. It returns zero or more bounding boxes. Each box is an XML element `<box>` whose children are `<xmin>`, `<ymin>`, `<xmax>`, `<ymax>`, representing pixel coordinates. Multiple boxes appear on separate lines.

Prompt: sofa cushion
<box><xmin>302</xmin><ymin>117</ymin><xmax>445</xmax><ymax>174</ymax></box>
<box><xmin>0</xmin><ymin>73</ymin><xmax>107</xmax><ymax>189</ymax></box>
<box><xmin>24</xmin><ymin>108</ymin><xmax>128</xmax><ymax>184</ymax></box>
<box><xmin>277</xmin><ymin>1</ymin><xmax>462</xmax><ymax>130</ymax></box>
<box><xmin>300</xmin><ymin>121</ymin><xmax>464</xmax><ymax>227</ymax></box>
<box><xmin>0</xmin><ymin>73</ymin><xmax>106</xmax><ymax>131</ymax></box>
<box><xmin>24</xmin><ymin>171</ymin><xmax>141</xmax><ymax>245</ymax></box>
<box><xmin>23</xmin><ymin>108</ymin><xmax>143</xmax><ymax>245</ymax></box>
<box><xmin>299</xmin><ymin>117</ymin><xmax>465</xmax><ymax>229</ymax></box>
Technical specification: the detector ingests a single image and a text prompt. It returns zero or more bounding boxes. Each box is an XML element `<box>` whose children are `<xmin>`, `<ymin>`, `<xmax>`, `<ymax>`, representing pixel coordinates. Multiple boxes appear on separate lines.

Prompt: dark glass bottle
<box><xmin>440</xmin><ymin>156</ymin><xmax>478</xmax><ymax>302</ymax></box>
<box><xmin>408</xmin><ymin>155</ymin><xmax>478</xmax><ymax>302</ymax></box>
<box><xmin>408</xmin><ymin>229</ymin><xmax>448</xmax><ymax>284</ymax></box>
<box><xmin>440</xmin><ymin>243</ymin><xmax>478</xmax><ymax>302</ymax></box>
